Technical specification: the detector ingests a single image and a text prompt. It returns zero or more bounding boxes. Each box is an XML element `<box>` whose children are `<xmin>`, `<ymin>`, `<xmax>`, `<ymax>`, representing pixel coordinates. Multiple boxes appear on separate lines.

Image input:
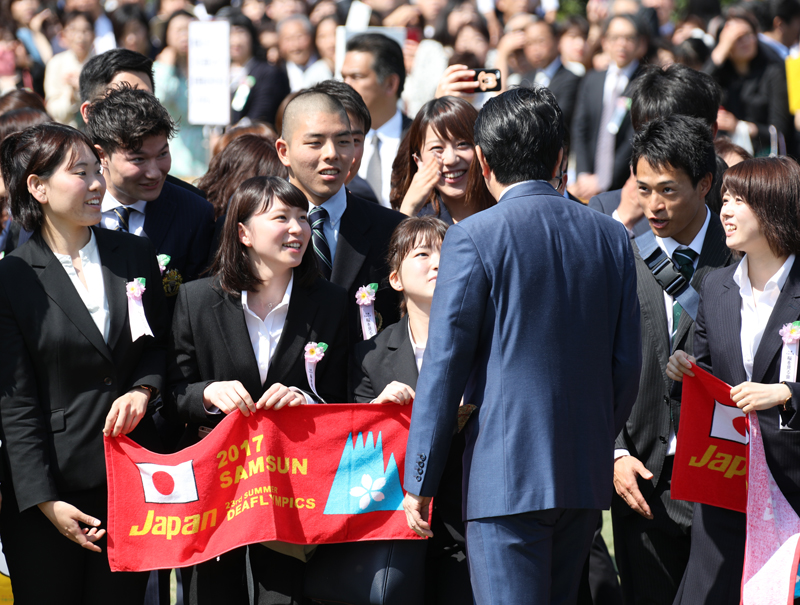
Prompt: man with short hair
<box><xmin>402</xmin><ymin>86</ymin><xmax>641</xmax><ymax>605</ymax></box>
<box><xmin>309</xmin><ymin>79</ymin><xmax>379</xmax><ymax>204</ymax></box>
<box><xmin>758</xmin><ymin>0</ymin><xmax>800</xmax><ymax>59</ymax></box>
<box><xmin>278</xmin><ymin>15</ymin><xmax>317</xmax><ymax>91</ymax></box>
<box><xmin>571</xmin><ymin>13</ymin><xmax>646</xmax><ymax>199</ymax></box>
<box><xmin>614</xmin><ymin>113</ymin><xmax>732</xmax><ymax>604</ymax></box>
<box><xmin>276</xmin><ymin>90</ymin><xmax>405</xmax><ymax>346</ymax></box>
<box><xmin>85</xmin><ymin>87</ymin><xmax>214</xmax><ymax>302</ymax></box>
<box><xmin>342</xmin><ymin>33</ymin><xmax>411</xmax><ymax>208</ymax></box>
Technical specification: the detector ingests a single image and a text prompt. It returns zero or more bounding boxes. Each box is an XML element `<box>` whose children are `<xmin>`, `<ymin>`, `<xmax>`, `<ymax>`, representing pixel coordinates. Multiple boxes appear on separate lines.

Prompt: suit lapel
<box><xmin>28</xmin><ymin>232</ymin><xmax>113</xmax><ymax>361</ymax></box>
<box><xmin>634</xmin><ymin>243</ymin><xmax>671</xmax><ymax>364</ymax></box>
<box><xmin>386</xmin><ymin>316</ymin><xmax>419</xmax><ymax>389</ymax></box>
<box><xmin>143</xmin><ymin>185</ymin><xmax>176</xmax><ymax>251</ymax></box>
<box><xmin>212</xmin><ymin>287</ymin><xmax>263</xmax><ymax>395</ymax></box>
<box><xmin>672</xmin><ymin>214</ymin><xmax>731</xmax><ymax>350</ymax></box>
<box><xmin>95</xmin><ymin>229</ymin><xmax>129</xmax><ymax>352</ymax></box>
<box><xmin>719</xmin><ymin>272</ymin><xmax>748</xmax><ymax>385</ymax></box>
<box><xmin>752</xmin><ymin>259</ymin><xmax>800</xmax><ymax>383</ymax></box>
<box><xmin>266</xmin><ymin>281</ymin><xmax>320</xmax><ymax>388</ymax></box>
<box><xmin>330</xmin><ymin>193</ymin><xmax>369</xmax><ymax>292</ymax></box>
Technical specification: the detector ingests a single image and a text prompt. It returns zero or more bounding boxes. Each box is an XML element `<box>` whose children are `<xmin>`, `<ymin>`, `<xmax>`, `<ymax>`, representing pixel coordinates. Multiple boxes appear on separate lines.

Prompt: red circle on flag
<box><xmin>152</xmin><ymin>471</ymin><xmax>175</xmax><ymax>495</ymax></box>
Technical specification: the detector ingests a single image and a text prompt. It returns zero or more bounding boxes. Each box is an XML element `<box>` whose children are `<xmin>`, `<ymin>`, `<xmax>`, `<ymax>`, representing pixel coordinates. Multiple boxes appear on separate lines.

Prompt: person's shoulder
<box><xmin>704</xmin><ymin>262</ymin><xmax>738</xmax><ymax>291</ymax></box>
<box><xmin>588</xmin><ymin>189</ymin><xmax>622</xmax><ymax>214</ymax></box>
<box><xmin>346</xmin><ymin>192</ymin><xmax>405</xmax><ymax>226</ymax></box>
<box><xmin>179</xmin><ymin>275</ymin><xmax>223</xmax><ymax>301</ymax></box>
<box><xmin>94</xmin><ymin>225</ymin><xmax>150</xmax><ymax>251</ymax></box>
<box><xmin>298</xmin><ymin>276</ymin><xmax>348</xmax><ymax>311</ymax></box>
<box><xmin>158</xmin><ymin>179</ymin><xmax>214</xmax><ymax>215</ymax></box>
<box><xmin>354</xmin><ymin>319</ymin><xmax>403</xmax><ymax>363</ymax></box>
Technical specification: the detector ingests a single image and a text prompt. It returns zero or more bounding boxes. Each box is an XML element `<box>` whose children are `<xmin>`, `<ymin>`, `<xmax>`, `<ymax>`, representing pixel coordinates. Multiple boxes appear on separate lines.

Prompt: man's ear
<box><xmin>552</xmin><ymin>148</ymin><xmax>564</xmax><ymax>178</ymax></box>
<box><xmin>276</xmin><ymin>138</ymin><xmax>292</xmax><ymax>168</ymax></box>
<box><xmin>80</xmin><ymin>101</ymin><xmax>91</xmax><ymax>123</ymax></box>
<box><xmin>384</xmin><ymin>73</ymin><xmax>400</xmax><ymax>99</ymax></box>
<box><xmin>27</xmin><ymin>174</ymin><xmax>47</xmax><ymax>204</ymax></box>
<box><xmin>95</xmin><ymin>144</ymin><xmax>108</xmax><ymax>167</ymax></box>
<box><xmin>475</xmin><ymin>145</ymin><xmax>491</xmax><ymax>179</ymax></box>
<box><xmin>698</xmin><ymin>172</ymin><xmax>713</xmax><ymax>200</ymax></box>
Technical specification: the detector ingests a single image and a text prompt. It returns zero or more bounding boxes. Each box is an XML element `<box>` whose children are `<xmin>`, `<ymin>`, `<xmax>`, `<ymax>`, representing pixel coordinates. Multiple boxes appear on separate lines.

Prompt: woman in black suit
<box><xmin>668</xmin><ymin>157</ymin><xmax>800</xmax><ymax>604</ymax></box>
<box><xmin>167</xmin><ymin>176</ymin><xmax>348</xmax><ymax>605</ymax></box>
<box><xmin>352</xmin><ymin>216</ymin><xmax>473</xmax><ymax>604</ymax></box>
<box><xmin>0</xmin><ymin>123</ymin><xmax>167</xmax><ymax>604</ymax></box>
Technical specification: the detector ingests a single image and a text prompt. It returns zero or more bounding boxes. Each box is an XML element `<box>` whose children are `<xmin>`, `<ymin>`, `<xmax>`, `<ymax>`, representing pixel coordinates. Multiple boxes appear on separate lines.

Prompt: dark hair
<box><xmin>674</xmin><ymin>37</ymin><xmax>712</xmax><ymax>70</ymax></box>
<box><xmin>309</xmin><ymin>79</ymin><xmax>371</xmax><ymax>133</ymax></box>
<box><xmin>602</xmin><ymin>13</ymin><xmax>645</xmax><ymax>39</ymax></box>
<box><xmin>0</xmin><ymin>89</ymin><xmax>47</xmax><ymax>114</ymax></box>
<box><xmin>631</xmin><ymin>114</ymin><xmax>716</xmax><ymax>187</ymax></box>
<box><xmin>474</xmin><ymin>87</ymin><xmax>564</xmax><ymax>185</ymax></box>
<box><xmin>225</xmin><ymin>11</ymin><xmax>266</xmax><ymax>61</ymax></box>
<box><xmin>110</xmin><ymin>5</ymin><xmax>151</xmax><ymax>54</ymax></box>
<box><xmin>391</xmin><ymin>96</ymin><xmax>494</xmax><ymax>213</ymax></box>
<box><xmin>705</xmin><ymin>154</ymin><xmax>729</xmax><ymax>216</ymax></box>
<box><xmin>211</xmin><ymin>176</ymin><xmax>318</xmax><ymax>293</ymax></box>
<box><xmin>758</xmin><ymin>0</ymin><xmax>800</xmax><ymax>30</ymax></box>
<box><xmin>86</xmin><ymin>85</ymin><xmax>175</xmax><ymax>153</ymax></box>
<box><xmin>62</xmin><ymin>10</ymin><xmax>94</xmax><ymax>28</ymax></box>
<box><xmin>0</xmin><ymin>123</ymin><xmax>100</xmax><ymax>231</ymax></box>
<box><xmin>197</xmin><ymin>134</ymin><xmax>288</xmax><ymax>219</ymax></box>
<box><xmin>386</xmin><ymin>216</ymin><xmax>448</xmax><ymax>315</ymax></box>
<box><xmin>346</xmin><ymin>33</ymin><xmax>406</xmax><ymax>97</ymax></box>
<box><xmin>432</xmin><ymin>0</ymin><xmax>472</xmax><ymax>47</ymax></box>
<box><xmin>715</xmin><ymin>7</ymin><xmax>759</xmax><ymax>45</ymax></box>
<box><xmin>629</xmin><ymin>64</ymin><xmax>720</xmax><ymax>131</ymax></box>
<box><xmin>79</xmin><ymin>49</ymin><xmax>155</xmax><ymax>103</ymax></box>
<box><xmin>211</xmin><ymin>121</ymin><xmax>277</xmax><ymax>156</ymax></box>
<box><xmin>714</xmin><ymin>136</ymin><xmax>753</xmax><ymax>164</ymax></box>
<box><xmin>0</xmin><ymin>108</ymin><xmax>52</xmax><ymax>143</ymax></box>
<box><xmin>560</xmin><ymin>14</ymin><xmax>590</xmax><ymax>38</ymax></box>
<box><xmin>722</xmin><ymin>157</ymin><xmax>800</xmax><ymax>257</ymax></box>
<box><xmin>160</xmin><ymin>9</ymin><xmax>194</xmax><ymax>53</ymax></box>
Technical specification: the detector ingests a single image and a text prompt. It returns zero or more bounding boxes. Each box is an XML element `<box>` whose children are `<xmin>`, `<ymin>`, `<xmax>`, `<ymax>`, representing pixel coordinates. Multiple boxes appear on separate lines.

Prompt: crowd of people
<box><xmin>1</xmin><ymin>0</ymin><xmax>800</xmax><ymax>603</ymax></box>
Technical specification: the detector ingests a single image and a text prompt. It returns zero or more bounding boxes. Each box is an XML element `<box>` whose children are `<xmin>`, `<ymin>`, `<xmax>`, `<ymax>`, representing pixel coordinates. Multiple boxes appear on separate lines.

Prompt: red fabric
<box><xmin>105</xmin><ymin>404</ymin><xmax>426</xmax><ymax>572</ymax></box>
<box><xmin>671</xmin><ymin>365</ymin><xmax>747</xmax><ymax>513</ymax></box>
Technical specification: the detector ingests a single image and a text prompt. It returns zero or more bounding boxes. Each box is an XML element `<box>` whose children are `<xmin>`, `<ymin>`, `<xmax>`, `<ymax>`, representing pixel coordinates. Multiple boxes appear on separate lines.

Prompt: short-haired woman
<box><xmin>668</xmin><ymin>156</ymin><xmax>800</xmax><ymax>603</ymax></box>
<box><xmin>167</xmin><ymin>175</ymin><xmax>348</xmax><ymax>605</ymax></box>
<box><xmin>0</xmin><ymin>123</ymin><xmax>167</xmax><ymax>603</ymax></box>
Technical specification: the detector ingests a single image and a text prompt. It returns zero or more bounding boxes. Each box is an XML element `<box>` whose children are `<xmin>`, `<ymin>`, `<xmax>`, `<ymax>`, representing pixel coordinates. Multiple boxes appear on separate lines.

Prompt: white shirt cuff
<box><xmin>614</xmin><ymin>448</ymin><xmax>630</xmax><ymax>461</ymax></box>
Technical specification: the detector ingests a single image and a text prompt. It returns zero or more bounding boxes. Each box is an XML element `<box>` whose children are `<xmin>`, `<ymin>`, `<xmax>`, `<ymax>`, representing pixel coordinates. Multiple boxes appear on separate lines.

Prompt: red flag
<box><xmin>105</xmin><ymin>404</ymin><xmax>426</xmax><ymax>572</ymax></box>
<box><xmin>672</xmin><ymin>365</ymin><xmax>747</xmax><ymax>513</ymax></box>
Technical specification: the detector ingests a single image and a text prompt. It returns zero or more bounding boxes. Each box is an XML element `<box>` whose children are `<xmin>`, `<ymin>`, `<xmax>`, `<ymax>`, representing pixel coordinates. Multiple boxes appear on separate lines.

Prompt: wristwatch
<box><xmin>135</xmin><ymin>384</ymin><xmax>159</xmax><ymax>401</ymax></box>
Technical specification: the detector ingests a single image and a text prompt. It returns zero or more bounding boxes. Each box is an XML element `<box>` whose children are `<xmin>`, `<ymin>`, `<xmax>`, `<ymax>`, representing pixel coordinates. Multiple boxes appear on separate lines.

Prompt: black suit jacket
<box><xmin>142</xmin><ymin>179</ymin><xmax>215</xmax><ymax>296</ymax></box>
<box><xmin>589</xmin><ymin>189</ymin><xmax>651</xmax><ymax>237</ymax></box>
<box><xmin>167</xmin><ymin>274</ymin><xmax>349</xmax><ymax>448</ymax></box>
<box><xmin>613</xmin><ymin>213</ymin><xmax>732</xmax><ymax>519</ymax></box>
<box><xmin>0</xmin><ymin>228</ymin><xmax>167</xmax><ymax>512</ymax></box>
<box><xmin>230</xmin><ymin>59</ymin><xmax>291</xmax><ymax>127</ymax></box>
<box><xmin>572</xmin><ymin>65</ymin><xmax>643</xmax><ymax>192</ymax></box>
<box><xmin>695</xmin><ymin>259</ymin><xmax>800</xmax><ymax>514</ymax></box>
<box><xmin>522</xmin><ymin>63</ymin><xmax>582</xmax><ymax>128</ymax></box>
<box><xmin>331</xmin><ymin>192</ymin><xmax>406</xmax><ymax>345</ymax></box>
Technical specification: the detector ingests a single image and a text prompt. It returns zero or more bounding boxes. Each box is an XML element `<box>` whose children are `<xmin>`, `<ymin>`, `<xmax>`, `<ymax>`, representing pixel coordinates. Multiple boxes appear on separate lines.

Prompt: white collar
<box><xmin>541</xmin><ymin>56</ymin><xmax>562</xmax><ymax>80</ymax></box>
<box><xmin>308</xmin><ymin>184</ymin><xmax>348</xmax><ymax>226</ymax></box>
<box><xmin>241</xmin><ymin>273</ymin><xmax>294</xmax><ymax>318</ymax></box>
<box><xmin>656</xmin><ymin>206</ymin><xmax>710</xmax><ymax>260</ymax></box>
<box><xmin>407</xmin><ymin>319</ymin><xmax>425</xmax><ymax>352</ymax></box>
<box><xmin>53</xmin><ymin>229</ymin><xmax>98</xmax><ymax>262</ymax></box>
<box><xmin>609</xmin><ymin>59</ymin><xmax>639</xmax><ymax>81</ymax></box>
<box><xmin>101</xmin><ymin>190</ymin><xmax>148</xmax><ymax>215</ymax></box>
<box><xmin>369</xmin><ymin>110</ymin><xmax>403</xmax><ymax>142</ymax></box>
<box><xmin>733</xmin><ymin>254</ymin><xmax>796</xmax><ymax>294</ymax></box>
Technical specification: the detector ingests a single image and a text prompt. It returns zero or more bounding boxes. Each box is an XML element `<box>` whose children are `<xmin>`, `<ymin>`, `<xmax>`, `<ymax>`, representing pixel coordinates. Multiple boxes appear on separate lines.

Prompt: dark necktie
<box><xmin>671</xmin><ymin>247</ymin><xmax>698</xmax><ymax>342</ymax></box>
<box><xmin>308</xmin><ymin>206</ymin><xmax>333</xmax><ymax>280</ymax></box>
<box><xmin>112</xmin><ymin>206</ymin><xmax>132</xmax><ymax>233</ymax></box>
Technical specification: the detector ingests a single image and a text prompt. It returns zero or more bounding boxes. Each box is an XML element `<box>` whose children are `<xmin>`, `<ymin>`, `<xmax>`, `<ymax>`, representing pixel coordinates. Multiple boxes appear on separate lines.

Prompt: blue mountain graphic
<box><xmin>323</xmin><ymin>431</ymin><xmax>404</xmax><ymax>514</ymax></box>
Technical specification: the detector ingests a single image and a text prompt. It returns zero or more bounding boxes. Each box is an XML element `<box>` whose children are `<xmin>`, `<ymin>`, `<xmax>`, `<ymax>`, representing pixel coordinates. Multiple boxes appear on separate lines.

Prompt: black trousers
<box><xmin>0</xmin><ymin>485</ymin><xmax>149</xmax><ymax>605</ymax></box>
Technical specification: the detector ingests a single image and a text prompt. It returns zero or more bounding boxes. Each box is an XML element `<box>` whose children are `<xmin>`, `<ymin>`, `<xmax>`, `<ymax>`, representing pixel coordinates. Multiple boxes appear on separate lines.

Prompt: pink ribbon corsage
<box><xmin>126</xmin><ymin>278</ymin><xmax>153</xmax><ymax>340</ymax></box>
<box><xmin>355</xmin><ymin>283</ymin><xmax>379</xmax><ymax>341</ymax></box>
<box><xmin>780</xmin><ymin>322</ymin><xmax>800</xmax><ymax>345</ymax></box>
<box><xmin>304</xmin><ymin>342</ymin><xmax>328</xmax><ymax>402</ymax></box>
<box><xmin>355</xmin><ymin>284</ymin><xmax>377</xmax><ymax>306</ymax></box>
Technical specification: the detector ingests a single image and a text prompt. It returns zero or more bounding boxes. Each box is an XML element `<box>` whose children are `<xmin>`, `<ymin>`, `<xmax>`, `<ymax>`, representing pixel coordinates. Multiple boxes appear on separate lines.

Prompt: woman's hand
<box><xmin>38</xmin><ymin>500</ymin><xmax>106</xmax><ymax>553</ymax></box>
<box><xmin>435</xmin><ymin>64</ymin><xmax>479</xmax><ymax>99</ymax></box>
<box><xmin>203</xmin><ymin>381</ymin><xmax>256</xmax><ymax>416</ymax></box>
<box><xmin>257</xmin><ymin>383</ymin><xmax>306</xmax><ymax>410</ymax></box>
<box><xmin>383</xmin><ymin>4</ymin><xmax>421</xmax><ymax>27</ymax></box>
<box><xmin>731</xmin><ymin>382</ymin><xmax>791</xmax><ymax>414</ymax></box>
<box><xmin>711</xmin><ymin>19</ymin><xmax>753</xmax><ymax>65</ymax></box>
<box><xmin>399</xmin><ymin>155</ymin><xmax>441</xmax><ymax>216</ymax></box>
<box><xmin>717</xmin><ymin>108</ymin><xmax>739</xmax><ymax>133</ymax></box>
<box><xmin>666</xmin><ymin>351</ymin><xmax>696</xmax><ymax>382</ymax></box>
<box><xmin>29</xmin><ymin>8</ymin><xmax>51</xmax><ymax>34</ymax></box>
<box><xmin>372</xmin><ymin>381</ymin><xmax>415</xmax><ymax>405</ymax></box>
<box><xmin>104</xmin><ymin>387</ymin><xmax>150</xmax><ymax>437</ymax></box>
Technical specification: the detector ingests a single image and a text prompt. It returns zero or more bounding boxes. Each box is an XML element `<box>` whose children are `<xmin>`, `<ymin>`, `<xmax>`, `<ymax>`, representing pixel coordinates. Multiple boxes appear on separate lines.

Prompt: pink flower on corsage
<box><xmin>355</xmin><ymin>283</ymin><xmax>378</xmax><ymax>306</ymax></box>
<box><xmin>780</xmin><ymin>322</ymin><xmax>800</xmax><ymax>345</ymax></box>
<box><xmin>157</xmin><ymin>254</ymin><xmax>171</xmax><ymax>276</ymax></box>
<box><xmin>126</xmin><ymin>278</ymin><xmax>147</xmax><ymax>300</ymax></box>
<box><xmin>304</xmin><ymin>342</ymin><xmax>328</xmax><ymax>362</ymax></box>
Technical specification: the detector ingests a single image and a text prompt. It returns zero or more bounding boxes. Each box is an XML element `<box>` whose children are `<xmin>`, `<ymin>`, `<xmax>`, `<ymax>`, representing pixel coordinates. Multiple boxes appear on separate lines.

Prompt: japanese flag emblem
<box><xmin>136</xmin><ymin>460</ymin><xmax>199</xmax><ymax>503</ymax></box>
<box><xmin>710</xmin><ymin>400</ymin><xmax>749</xmax><ymax>445</ymax></box>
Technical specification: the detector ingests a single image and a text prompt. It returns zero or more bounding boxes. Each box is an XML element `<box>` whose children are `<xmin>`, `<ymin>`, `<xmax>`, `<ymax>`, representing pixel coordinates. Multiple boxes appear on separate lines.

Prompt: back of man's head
<box><xmin>758</xmin><ymin>0</ymin><xmax>800</xmax><ymax>31</ymax></box>
<box><xmin>345</xmin><ymin>33</ymin><xmax>406</xmax><ymax>98</ymax></box>
<box><xmin>629</xmin><ymin>64</ymin><xmax>720</xmax><ymax>131</ymax></box>
<box><xmin>86</xmin><ymin>86</ymin><xmax>175</xmax><ymax>154</ymax></box>
<box><xmin>309</xmin><ymin>79</ymin><xmax>371</xmax><ymax>133</ymax></box>
<box><xmin>280</xmin><ymin>90</ymin><xmax>350</xmax><ymax>142</ymax></box>
<box><xmin>474</xmin><ymin>87</ymin><xmax>564</xmax><ymax>185</ymax></box>
<box><xmin>79</xmin><ymin>49</ymin><xmax>155</xmax><ymax>104</ymax></box>
<box><xmin>631</xmin><ymin>114</ymin><xmax>716</xmax><ymax>187</ymax></box>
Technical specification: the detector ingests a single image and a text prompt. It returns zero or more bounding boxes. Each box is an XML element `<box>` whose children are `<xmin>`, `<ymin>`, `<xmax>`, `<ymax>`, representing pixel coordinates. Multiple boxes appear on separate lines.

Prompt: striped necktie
<box><xmin>112</xmin><ymin>206</ymin><xmax>132</xmax><ymax>233</ymax></box>
<box><xmin>671</xmin><ymin>247</ymin><xmax>698</xmax><ymax>343</ymax></box>
<box><xmin>308</xmin><ymin>206</ymin><xmax>332</xmax><ymax>280</ymax></box>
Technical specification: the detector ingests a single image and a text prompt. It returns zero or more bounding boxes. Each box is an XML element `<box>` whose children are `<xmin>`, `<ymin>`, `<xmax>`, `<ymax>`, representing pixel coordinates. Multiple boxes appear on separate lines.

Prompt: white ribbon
<box><xmin>304</xmin><ymin>359</ymin><xmax>323</xmax><ymax>402</ymax></box>
<box><xmin>359</xmin><ymin>303</ymin><xmax>378</xmax><ymax>341</ymax></box>
<box><xmin>126</xmin><ymin>279</ymin><xmax>153</xmax><ymax>341</ymax></box>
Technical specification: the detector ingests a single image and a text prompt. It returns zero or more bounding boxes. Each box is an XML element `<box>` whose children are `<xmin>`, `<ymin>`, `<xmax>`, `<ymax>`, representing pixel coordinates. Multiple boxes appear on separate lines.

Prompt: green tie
<box><xmin>671</xmin><ymin>247</ymin><xmax>698</xmax><ymax>343</ymax></box>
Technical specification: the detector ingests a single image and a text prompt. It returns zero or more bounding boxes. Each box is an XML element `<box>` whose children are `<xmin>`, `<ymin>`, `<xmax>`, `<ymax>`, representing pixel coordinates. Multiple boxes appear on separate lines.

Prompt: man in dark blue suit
<box><xmin>402</xmin><ymin>87</ymin><xmax>642</xmax><ymax>604</ymax></box>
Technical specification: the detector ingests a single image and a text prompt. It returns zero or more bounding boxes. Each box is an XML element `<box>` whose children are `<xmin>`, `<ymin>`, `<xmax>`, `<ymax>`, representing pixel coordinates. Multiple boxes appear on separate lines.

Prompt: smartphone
<box><xmin>473</xmin><ymin>68</ymin><xmax>501</xmax><ymax>93</ymax></box>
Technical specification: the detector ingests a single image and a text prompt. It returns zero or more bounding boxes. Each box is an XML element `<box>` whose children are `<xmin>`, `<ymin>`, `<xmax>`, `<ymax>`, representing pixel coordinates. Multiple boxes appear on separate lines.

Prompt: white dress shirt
<box><xmin>53</xmin><ymin>230</ymin><xmax>110</xmax><ymax>342</ymax></box>
<box><xmin>603</xmin><ymin>59</ymin><xmax>639</xmax><ymax>106</ymax></box>
<box><xmin>242</xmin><ymin>277</ymin><xmax>293</xmax><ymax>385</ymax></box>
<box><xmin>615</xmin><ymin>208</ymin><xmax>709</xmax><ymax>461</ymax></box>
<box><xmin>307</xmin><ymin>185</ymin><xmax>347</xmax><ymax>265</ymax></box>
<box><xmin>101</xmin><ymin>191</ymin><xmax>148</xmax><ymax>237</ymax></box>
<box><xmin>734</xmin><ymin>254</ymin><xmax>796</xmax><ymax>381</ymax></box>
<box><xmin>408</xmin><ymin>321</ymin><xmax>425</xmax><ymax>373</ymax></box>
<box><xmin>534</xmin><ymin>57</ymin><xmax>562</xmax><ymax>88</ymax></box>
<box><xmin>358</xmin><ymin>110</ymin><xmax>403</xmax><ymax>208</ymax></box>
<box><xmin>285</xmin><ymin>57</ymin><xmax>318</xmax><ymax>92</ymax></box>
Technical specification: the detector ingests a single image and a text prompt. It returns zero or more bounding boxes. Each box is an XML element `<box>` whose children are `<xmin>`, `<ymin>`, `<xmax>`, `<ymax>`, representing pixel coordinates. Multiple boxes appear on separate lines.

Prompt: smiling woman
<box><xmin>0</xmin><ymin>122</ymin><xmax>168</xmax><ymax>603</ymax></box>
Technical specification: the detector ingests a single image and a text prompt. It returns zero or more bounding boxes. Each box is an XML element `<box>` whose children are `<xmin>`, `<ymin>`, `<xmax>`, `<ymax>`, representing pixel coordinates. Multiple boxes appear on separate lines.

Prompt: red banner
<box><xmin>672</xmin><ymin>365</ymin><xmax>748</xmax><ymax>513</ymax></box>
<box><xmin>105</xmin><ymin>404</ymin><xmax>425</xmax><ymax>572</ymax></box>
